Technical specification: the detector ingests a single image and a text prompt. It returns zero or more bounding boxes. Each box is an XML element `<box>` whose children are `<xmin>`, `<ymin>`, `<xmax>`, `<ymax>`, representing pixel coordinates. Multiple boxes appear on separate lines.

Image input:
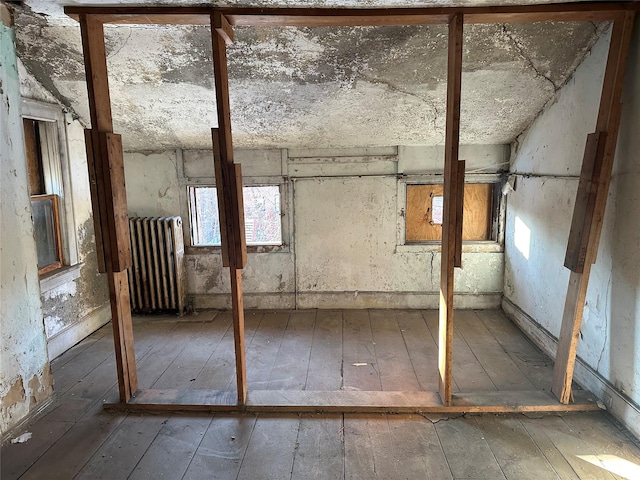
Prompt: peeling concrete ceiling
<box><xmin>14</xmin><ymin>1</ymin><xmax>605</xmax><ymax>151</ymax></box>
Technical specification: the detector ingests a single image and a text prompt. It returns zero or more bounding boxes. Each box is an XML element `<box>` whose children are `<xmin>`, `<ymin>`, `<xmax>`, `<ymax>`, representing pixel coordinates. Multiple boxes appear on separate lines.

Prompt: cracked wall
<box><xmin>124</xmin><ymin>144</ymin><xmax>506</xmax><ymax>310</ymax></box>
<box><xmin>0</xmin><ymin>5</ymin><xmax>52</xmax><ymax>435</ymax></box>
<box><xmin>504</xmin><ymin>21</ymin><xmax>640</xmax><ymax>439</ymax></box>
<box><xmin>12</xmin><ymin>3</ymin><xmax>604</xmax><ymax>152</ymax></box>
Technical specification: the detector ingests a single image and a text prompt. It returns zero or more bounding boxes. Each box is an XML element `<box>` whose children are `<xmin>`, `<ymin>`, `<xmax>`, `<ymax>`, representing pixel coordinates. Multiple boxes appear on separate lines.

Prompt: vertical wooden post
<box><xmin>79</xmin><ymin>14</ymin><xmax>137</xmax><ymax>402</ymax></box>
<box><xmin>439</xmin><ymin>12</ymin><xmax>464</xmax><ymax>406</ymax></box>
<box><xmin>211</xmin><ymin>12</ymin><xmax>248</xmax><ymax>405</ymax></box>
<box><xmin>552</xmin><ymin>12</ymin><xmax>636</xmax><ymax>403</ymax></box>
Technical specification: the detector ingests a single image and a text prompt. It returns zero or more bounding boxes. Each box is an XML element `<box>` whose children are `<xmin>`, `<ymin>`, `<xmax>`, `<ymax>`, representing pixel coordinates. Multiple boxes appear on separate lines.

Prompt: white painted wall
<box><xmin>504</xmin><ymin>23</ymin><xmax>640</xmax><ymax>438</ymax></box>
<box><xmin>0</xmin><ymin>7</ymin><xmax>52</xmax><ymax>435</ymax></box>
<box><xmin>125</xmin><ymin>144</ymin><xmax>507</xmax><ymax>310</ymax></box>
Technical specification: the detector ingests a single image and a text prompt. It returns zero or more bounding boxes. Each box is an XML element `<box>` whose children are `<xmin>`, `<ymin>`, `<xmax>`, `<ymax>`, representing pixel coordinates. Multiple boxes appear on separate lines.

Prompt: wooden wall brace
<box><xmin>438</xmin><ymin>12</ymin><xmax>464</xmax><ymax>407</ymax></box>
<box><xmin>211</xmin><ymin>12</ymin><xmax>248</xmax><ymax>405</ymax></box>
<box><xmin>79</xmin><ymin>14</ymin><xmax>137</xmax><ymax>402</ymax></box>
<box><xmin>552</xmin><ymin>11</ymin><xmax>636</xmax><ymax>404</ymax></box>
<box><xmin>454</xmin><ymin>160</ymin><xmax>465</xmax><ymax>268</ymax></box>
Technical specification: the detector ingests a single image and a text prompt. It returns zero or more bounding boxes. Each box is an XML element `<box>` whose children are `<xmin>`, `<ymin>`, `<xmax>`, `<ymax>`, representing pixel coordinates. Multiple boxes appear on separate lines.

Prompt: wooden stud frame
<box><xmin>67</xmin><ymin>2</ymin><xmax>637</xmax><ymax>413</ymax></box>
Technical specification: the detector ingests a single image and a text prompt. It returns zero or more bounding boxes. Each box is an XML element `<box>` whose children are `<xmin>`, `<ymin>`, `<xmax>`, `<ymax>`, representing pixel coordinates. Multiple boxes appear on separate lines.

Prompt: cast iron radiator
<box><xmin>127</xmin><ymin>216</ymin><xmax>186</xmax><ymax>315</ymax></box>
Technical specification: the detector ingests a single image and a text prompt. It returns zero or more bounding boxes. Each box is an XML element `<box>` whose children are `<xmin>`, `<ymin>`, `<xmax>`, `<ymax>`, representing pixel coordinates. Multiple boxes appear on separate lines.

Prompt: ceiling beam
<box><xmin>64</xmin><ymin>2</ymin><xmax>638</xmax><ymax>26</ymax></box>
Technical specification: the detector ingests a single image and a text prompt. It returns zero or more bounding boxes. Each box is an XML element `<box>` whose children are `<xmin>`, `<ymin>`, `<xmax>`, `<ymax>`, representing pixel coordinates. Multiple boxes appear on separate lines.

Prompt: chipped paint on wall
<box><xmin>1</xmin><ymin>5</ymin><xmax>52</xmax><ymax>434</ymax></box>
<box><xmin>12</xmin><ymin>3</ymin><xmax>604</xmax><ymax>152</ymax></box>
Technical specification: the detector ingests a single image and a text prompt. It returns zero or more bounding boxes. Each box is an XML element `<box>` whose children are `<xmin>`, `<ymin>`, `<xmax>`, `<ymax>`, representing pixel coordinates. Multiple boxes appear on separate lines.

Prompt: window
<box><xmin>23</xmin><ymin>117</ymin><xmax>65</xmax><ymax>274</ymax></box>
<box><xmin>405</xmin><ymin>183</ymin><xmax>495</xmax><ymax>243</ymax></box>
<box><xmin>189</xmin><ymin>185</ymin><xmax>282</xmax><ymax>246</ymax></box>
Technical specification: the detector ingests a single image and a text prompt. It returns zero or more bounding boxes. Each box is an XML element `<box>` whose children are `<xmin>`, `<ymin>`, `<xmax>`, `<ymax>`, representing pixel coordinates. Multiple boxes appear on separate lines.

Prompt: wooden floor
<box><xmin>3</xmin><ymin>309</ymin><xmax>640</xmax><ymax>479</ymax></box>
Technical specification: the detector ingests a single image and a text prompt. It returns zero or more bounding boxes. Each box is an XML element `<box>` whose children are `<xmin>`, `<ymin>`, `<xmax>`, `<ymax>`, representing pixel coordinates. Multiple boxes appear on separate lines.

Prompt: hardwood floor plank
<box><xmin>182</xmin><ymin>414</ymin><xmax>258</xmax><ymax>480</ymax></box>
<box><xmin>474</xmin><ymin>413</ymin><xmax>560</xmax><ymax>480</ymax></box>
<box><xmin>516</xmin><ymin>415</ymin><xmax>581</xmax><ymax>480</ymax></box>
<box><xmin>190</xmin><ymin>311</ymin><xmax>261</xmax><ymax>390</ymax></box>
<box><xmin>397</xmin><ymin>310</ymin><xmax>440</xmax><ymax>392</ymax></box>
<box><xmin>387</xmin><ymin>414</ymin><xmax>453</xmax><ymax>479</ymax></box>
<box><xmin>128</xmin><ymin>413</ymin><xmax>212</xmax><ymax>480</ymax></box>
<box><xmin>475</xmin><ymin>309</ymin><xmax>553</xmax><ymax>391</ymax></box>
<box><xmin>435</xmin><ymin>415</ymin><xmax>507</xmax><ymax>479</ymax></box>
<box><xmin>268</xmin><ymin>310</ymin><xmax>316</xmax><ymax>390</ymax></box>
<box><xmin>236</xmin><ymin>414</ymin><xmax>300</xmax><ymax>480</ymax></box>
<box><xmin>343</xmin><ymin>413</ymin><xmax>392</xmax><ymax>479</ymax></box>
<box><xmin>51</xmin><ymin>330</ymin><xmax>116</xmax><ymax>394</ymax></box>
<box><xmin>74</xmin><ymin>413</ymin><xmax>167</xmax><ymax>480</ymax></box>
<box><xmin>246</xmin><ymin>311</ymin><xmax>290</xmax><ymax>389</ymax></box>
<box><xmin>305</xmin><ymin>310</ymin><xmax>343</xmax><ymax>391</ymax></box>
<box><xmin>370</xmin><ymin>309</ymin><xmax>421</xmax><ymax>391</ymax></box>
<box><xmin>343</xmin><ymin>310</ymin><xmax>381</xmax><ymax>391</ymax></box>
<box><xmin>140</xmin><ymin>322</ymin><xmax>210</xmax><ymax>389</ymax></box>
<box><xmin>456</xmin><ymin>310</ymin><xmax>536</xmax><ymax>391</ymax></box>
<box><xmin>50</xmin><ymin>325</ymin><xmax>110</xmax><ymax>371</ymax></box>
<box><xmin>18</xmin><ymin>412</ymin><xmax>127</xmax><ymax>480</ymax></box>
<box><xmin>290</xmin><ymin>414</ymin><xmax>344</xmax><ymax>480</ymax></box>
<box><xmin>0</xmin><ymin>420</ymin><xmax>74</xmax><ymax>480</ymax></box>
<box><xmin>561</xmin><ymin>412</ymin><xmax>640</xmax><ymax>474</ymax></box>
<box><xmin>518</xmin><ymin>414</ymin><xmax>617</xmax><ymax>479</ymax></box>
<box><xmin>152</xmin><ymin>314</ymin><xmax>229</xmax><ymax>389</ymax></box>
<box><xmin>6</xmin><ymin>309</ymin><xmax>637</xmax><ymax>480</ymax></box>
<box><xmin>41</xmin><ymin>321</ymin><xmax>176</xmax><ymax>423</ymax></box>
<box><xmin>424</xmin><ymin>309</ymin><xmax>493</xmax><ymax>392</ymax></box>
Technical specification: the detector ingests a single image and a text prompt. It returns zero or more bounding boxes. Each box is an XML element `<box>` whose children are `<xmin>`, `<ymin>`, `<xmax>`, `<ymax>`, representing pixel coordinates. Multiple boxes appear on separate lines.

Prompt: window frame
<box><xmin>396</xmin><ymin>173</ymin><xmax>505</xmax><ymax>254</ymax></box>
<box><xmin>184</xmin><ymin>176</ymin><xmax>291</xmax><ymax>255</ymax></box>
<box><xmin>31</xmin><ymin>194</ymin><xmax>64</xmax><ymax>275</ymax></box>
<box><xmin>21</xmin><ymin>99</ymin><xmax>79</xmax><ymax>282</ymax></box>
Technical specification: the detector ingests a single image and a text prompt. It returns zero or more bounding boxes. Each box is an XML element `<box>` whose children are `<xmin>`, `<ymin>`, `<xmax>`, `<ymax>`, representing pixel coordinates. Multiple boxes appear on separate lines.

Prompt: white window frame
<box><xmin>21</xmin><ymin>99</ymin><xmax>80</xmax><ymax>285</ymax></box>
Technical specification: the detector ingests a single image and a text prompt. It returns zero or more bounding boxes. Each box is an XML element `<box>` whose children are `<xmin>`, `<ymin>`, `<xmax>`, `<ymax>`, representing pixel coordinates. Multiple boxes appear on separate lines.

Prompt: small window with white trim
<box><xmin>189</xmin><ymin>185</ymin><xmax>282</xmax><ymax>246</ymax></box>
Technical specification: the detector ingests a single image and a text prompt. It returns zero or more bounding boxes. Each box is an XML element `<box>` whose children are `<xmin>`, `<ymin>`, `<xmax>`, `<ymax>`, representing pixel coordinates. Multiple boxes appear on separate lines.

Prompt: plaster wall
<box><xmin>124</xmin><ymin>144</ymin><xmax>507</xmax><ymax>310</ymax></box>
<box><xmin>19</xmin><ymin>60</ymin><xmax>110</xmax><ymax>361</ymax></box>
<box><xmin>504</xmin><ymin>23</ymin><xmax>640</xmax><ymax>438</ymax></box>
<box><xmin>0</xmin><ymin>7</ymin><xmax>52</xmax><ymax>435</ymax></box>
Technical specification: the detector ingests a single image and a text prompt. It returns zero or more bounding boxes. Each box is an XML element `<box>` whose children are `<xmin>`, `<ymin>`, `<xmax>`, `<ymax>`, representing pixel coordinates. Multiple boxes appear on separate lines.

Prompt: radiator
<box><xmin>127</xmin><ymin>216</ymin><xmax>186</xmax><ymax>315</ymax></box>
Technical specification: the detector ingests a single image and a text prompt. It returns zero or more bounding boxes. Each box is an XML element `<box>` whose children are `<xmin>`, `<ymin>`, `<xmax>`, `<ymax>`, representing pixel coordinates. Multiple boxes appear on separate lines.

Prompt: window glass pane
<box><xmin>193</xmin><ymin>186</ymin><xmax>221</xmax><ymax>245</ymax></box>
<box><xmin>31</xmin><ymin>197</ymin><xmax>60</xmax><ymax>269</ymax></box>
<box><xmin>191</xmin><ymin>186</ymin><xmax>282</xmax><ymax>246</ymax></box>
<box><xmin>243</xmin><ymin>185</ymin><xmax>281</xmax><ymax>245</ymax></box>
<box><xmin>431</xmin><ymin>196</ymin><xmax>443</xmax><ymax>225</ymax></box>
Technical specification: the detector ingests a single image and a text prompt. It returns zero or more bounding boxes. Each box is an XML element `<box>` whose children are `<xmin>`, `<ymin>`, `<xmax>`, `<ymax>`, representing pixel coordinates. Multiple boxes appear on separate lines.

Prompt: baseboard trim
<box><xmin>47</xmin><ymin>304</ymin><xmax>111</xmax><ymax>361</ymax></box>
<box><xmin>502</xmin><ymin>296</ymin><xmax>640</xmax><ymax>441</ymax></box>
<box><xmin>192</xmin><ymin>292</ymin><xmax>502</xmax><ymax>310</ymax></box>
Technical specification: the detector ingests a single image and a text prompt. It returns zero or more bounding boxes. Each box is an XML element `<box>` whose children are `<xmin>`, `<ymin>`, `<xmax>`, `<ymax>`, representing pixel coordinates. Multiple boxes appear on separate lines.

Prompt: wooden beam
<box><xmin>105</xmin><ymin>389</ymin><xmax>600</xmax><ymax>414</ymax></box>
<box><xmin>83</xmin><ymin>129</ymin><xmax>106</xmax><ymax>273</ymax></box>
<box><xmin>213</xmin><ymin>12</ymin><xmax>234</xmax><ymax>45</ymax></box>
<box><xmin>552</xmin><ymin>11</ymin><xmax>636</xmax><ymax>404</ymax></box>
<box><xmin>102</xmin><ymin>132</ymin><xmax>132</xmax><ymax>272</ymax></box>
<box><xmin>64</xmin><ymin>2</ymin><xmax>636</xmax><ymax>26</ymax></box>
<box><xmin>211</xmin><ymin>13</ymin><xmax>248</xmax><ymax>406</ymax></box>
<box><xmin>454</xmin><ymin>160</ymin><xmax>465</xmax><ymax>268</ymax></box>
<box><xmin>79</xmin><ymin>14</ymin><xmax>137</xmax><ymax>402</ymax></box>
<box><xmin>564</xmin><ymin>131</ymin><xmax>606</xmax><ymax>273</ymax></box>
<box><xmin>211</xmin><ymin>129</ymin><xmax>230</xmax><ymax>268</ymax></box>
<box><xmin>438</xmin><ymin>12</ymin><xmax>463</xmax><ymax>407</ymax></box>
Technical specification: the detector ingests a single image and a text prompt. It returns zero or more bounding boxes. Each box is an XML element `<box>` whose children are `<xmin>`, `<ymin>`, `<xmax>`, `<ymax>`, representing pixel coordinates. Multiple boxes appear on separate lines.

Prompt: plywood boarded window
<box><xmin>406</xmin><ymin>184</ymin><xmax>493</xmax><ymax>242</ymax></box>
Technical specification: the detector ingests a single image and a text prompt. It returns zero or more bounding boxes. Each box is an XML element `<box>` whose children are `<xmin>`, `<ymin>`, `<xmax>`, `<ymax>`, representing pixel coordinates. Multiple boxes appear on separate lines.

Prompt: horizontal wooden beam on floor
<box><xmin>64</xmin><ymin>2</ymin><xmax>636</xmax><ymax>26</ymax></box>
<box><xmin>104</xmin><ymin>389</ymin><xmax>602</xmax><ymax>414</ymax></box>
